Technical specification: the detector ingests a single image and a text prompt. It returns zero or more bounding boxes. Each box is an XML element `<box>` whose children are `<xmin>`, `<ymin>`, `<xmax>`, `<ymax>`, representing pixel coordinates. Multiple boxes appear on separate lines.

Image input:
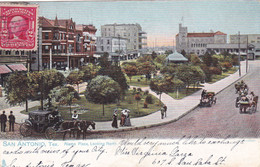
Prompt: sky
<box><xmin>36</xmin><ymin>0</ymin><xmax>260</xmax><ymax>47</ymax></box>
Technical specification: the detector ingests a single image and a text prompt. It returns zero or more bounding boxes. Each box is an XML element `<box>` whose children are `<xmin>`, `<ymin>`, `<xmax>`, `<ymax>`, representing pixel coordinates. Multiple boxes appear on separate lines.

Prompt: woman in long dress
<box><xmin>124</xmin><ymin>110</ymin><xmax>131</xmax><ymax>126</ymax></box>
<box><xmin>112</xmin><ymin>110</ymin><xmax>118</xmax><ymax>128</ymax></box>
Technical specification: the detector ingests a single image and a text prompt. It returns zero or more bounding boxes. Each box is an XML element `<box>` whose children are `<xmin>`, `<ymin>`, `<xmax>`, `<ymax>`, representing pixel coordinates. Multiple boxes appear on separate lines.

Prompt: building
<box><xmin>176</xmin><ymin>24</ymin><xmax>227</xmax><ymax>55</ymax></box>
<box><xmin>230</xmin><ymin>34</ymin><xmax>260</xmax><ymax>44</ymax></box>
<box><xmin>39</xmin><ymin>16</ymin><xmax>97</xmax><ymax>70</ymax></box>
<box><xmin>96</xmin><ymin>36</ymin><xmax>129</xmax><ymax>61</ymax></box>
<box><xmin>101</xmin><ymin>23</ymin><xmax>147</xmax><ymax>53</ymax></box>
<box><xmin>206</xmin><ymin>43</ymin><xmax>248</xmax><ymax>56</ymax></box>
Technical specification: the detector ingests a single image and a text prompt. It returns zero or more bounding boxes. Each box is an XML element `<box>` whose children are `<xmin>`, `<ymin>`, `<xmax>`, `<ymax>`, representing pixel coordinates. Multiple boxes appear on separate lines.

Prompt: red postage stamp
<box><xmin>0</xmin><ymin>4</ymin><xmax>38</xmax><ymax>50</ymax></box>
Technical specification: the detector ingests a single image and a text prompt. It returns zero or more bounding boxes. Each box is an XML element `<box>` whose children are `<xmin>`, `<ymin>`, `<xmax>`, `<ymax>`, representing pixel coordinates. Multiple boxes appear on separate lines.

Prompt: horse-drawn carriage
<box><xmin>20</xmin><ymin>110</ymin><xmax>95</xmax><ymax>139</ymax></box>
<box><xmin>199</xmin><ymin>92</ymin><xmax>217</xmax><ymax>107</ymax></box>
<box><xmin>237</xmin><ymin>96</ymin><xmax>258</xmax><ymax>114</ymax></box>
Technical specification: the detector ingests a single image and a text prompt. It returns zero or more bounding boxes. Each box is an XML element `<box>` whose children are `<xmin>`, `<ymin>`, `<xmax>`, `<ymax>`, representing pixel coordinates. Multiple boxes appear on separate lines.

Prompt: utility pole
<box><xmin>238</xmin><ymin>31</ymin><xmax>241</xmax><ymax>77</ymax></box>
<box><xmin>246</xmin><ymin>35</ymin><xmax>248</xmax><ymax>73</ymax></box>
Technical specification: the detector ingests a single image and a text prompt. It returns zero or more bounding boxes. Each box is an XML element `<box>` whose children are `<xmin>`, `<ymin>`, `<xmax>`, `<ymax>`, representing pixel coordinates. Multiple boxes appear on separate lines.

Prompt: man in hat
<box><xmin>0</xmin><ymin>111</ymin><xmax>7</xmax><ymax>132</ymax></box>
<box><xmin>8</xmin><ymin>111</ymin><xmax>15</xmax><ymax>132</ymax></box>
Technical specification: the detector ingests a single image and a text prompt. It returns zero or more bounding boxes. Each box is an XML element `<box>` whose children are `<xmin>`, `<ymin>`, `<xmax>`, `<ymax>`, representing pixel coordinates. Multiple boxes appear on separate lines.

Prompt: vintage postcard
<box><xmin>0</xmin><ymin>0</ymin><xmax>260</xmax><ymax>166</ymax></box>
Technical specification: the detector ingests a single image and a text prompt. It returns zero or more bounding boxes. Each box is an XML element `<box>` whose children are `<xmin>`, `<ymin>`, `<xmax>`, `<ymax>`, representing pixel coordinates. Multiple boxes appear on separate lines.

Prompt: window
<box><xmin>21</xmin><ymin>51</ymin><xmax>24</xmax><ymax>55</ymax></box>
<box><xmin>0</xmin><ymin>50</ymin><xmax>2</xmax><ymax>55</ymax></box>
<box><xmin>45</xmin><ymin>32</ymin><xmax>49</xmax><ymax>39</ymax></box>
<box><xmin>15</xmin><ymin>51</ymin><xmax>19</xmax><ymax>55</ymax></box>
<box><xmin>54</xmin><ymin>33</ymin><xmax>59</xmax><ymax>40</ymax></box>
<box><xmin>101</xmin><ymin>46</ymin><xmax>104</xmax><ymax>51</ymax></box>
<box><xmin>6</xmin><ymin>51</ymin><xmax>11</xmax><ymax>55</ymax></box>
<box><xmin>107</xmin><ymin>40</ymin><xmax>110</xmax><ymax>44</ymax></box>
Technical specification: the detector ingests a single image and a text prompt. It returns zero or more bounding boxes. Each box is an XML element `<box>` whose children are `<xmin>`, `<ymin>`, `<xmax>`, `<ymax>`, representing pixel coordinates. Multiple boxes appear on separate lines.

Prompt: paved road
<box><xmin>87</xmin><ymin>61</ymin><xmax>260</xmax><ymax>139</ymax></box>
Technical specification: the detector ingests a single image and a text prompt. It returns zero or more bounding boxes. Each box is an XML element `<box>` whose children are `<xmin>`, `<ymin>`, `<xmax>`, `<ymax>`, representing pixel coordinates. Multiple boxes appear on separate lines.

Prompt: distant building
<box><xmin>230</xmin><ymin>34</ymin><xmax>260</xmax><ymax>44</ymax></box>
<box><xmin>176</xmin><ymin>24</ymin><xmax>227</xmax><ymax>55</ymax></box>
<box><xmin>101</xmin><ymin>23</ymin><xmax>147</xmax><ymax>53</ymax></box>
<box><xmin>96</xmin><ymin>36</ymin><xmax>129</xmax><ymax>61</ymax></box>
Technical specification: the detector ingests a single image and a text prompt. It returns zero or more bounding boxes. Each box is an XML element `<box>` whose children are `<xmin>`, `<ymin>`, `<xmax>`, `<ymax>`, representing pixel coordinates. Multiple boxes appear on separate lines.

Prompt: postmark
<box><xmin>0</xmin><ymin>4</ymin><xmax>38</xmax><ymax>50</ymax></box>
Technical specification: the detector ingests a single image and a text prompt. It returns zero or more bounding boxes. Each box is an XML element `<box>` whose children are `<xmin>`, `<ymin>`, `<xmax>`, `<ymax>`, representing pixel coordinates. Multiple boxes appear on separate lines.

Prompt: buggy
<box><xmin>19</xmin><ymin>110</ymin><xmax>63</xmax><ymax>139</ymax></box>
<box><xmin>199</xmin><ymin>92</ymin><xmax>217</xmax><ymax>107</ymax></box>
<box><xmin>238</xmin><ymin>96</ymin><xmax>258</xmax><ymax>114</ymax></box>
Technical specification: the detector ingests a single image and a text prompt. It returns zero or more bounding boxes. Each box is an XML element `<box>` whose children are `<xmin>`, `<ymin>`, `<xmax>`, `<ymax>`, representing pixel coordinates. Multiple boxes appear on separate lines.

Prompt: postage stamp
<box><xmin>0</xmin><ymin>4</ymin><xmax>38</xmax><ymax>50</ymax></box>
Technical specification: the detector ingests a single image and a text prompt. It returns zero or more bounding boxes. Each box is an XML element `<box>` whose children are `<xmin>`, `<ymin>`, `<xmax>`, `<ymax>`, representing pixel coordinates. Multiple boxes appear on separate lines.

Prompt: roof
<box><xmin>7</xmin><ymin>64</ymin><xmax>27</xmax><ymax>72</ymax></box>
<box><xmin>0</xmin><ymin>65</ymin><xmax>12</xmax><ymax>74</ymax></box>
<box><xmin>176</xmin><ymin>31</ymin><xmax>226</xmax><ymax>37</ymax></box>
<box><xmin>40</xmin><ymin>17</ymin><xmax>72</xmax><ymax>28</ymax></box>
<box><xmin>166</xmin><ymin>51</ymin><xmax>188</xmax><ymax>62</ymax></box>
<box><xmin>207</xmin><ymin>43</ymin><xmax>248</xmax><ymax>49</ymax></box>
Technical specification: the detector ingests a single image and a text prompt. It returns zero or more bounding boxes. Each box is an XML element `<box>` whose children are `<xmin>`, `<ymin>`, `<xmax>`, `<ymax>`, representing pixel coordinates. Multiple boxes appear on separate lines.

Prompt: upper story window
<box><xmin>45</xmin><ymin>32</ymin><xmax>49</xmax><ymax>39</ymax></box>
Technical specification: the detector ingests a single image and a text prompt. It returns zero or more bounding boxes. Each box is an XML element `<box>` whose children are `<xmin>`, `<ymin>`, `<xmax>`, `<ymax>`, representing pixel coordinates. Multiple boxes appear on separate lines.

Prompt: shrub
<box><xmin>144</xmin><ymin>90</ymin><xmax>149</xmax><ymax>95</ymax></box>
<box><xmin>143</xmin><ymin>102</ymin><xmax>148</xmax><ymax>108</ymax></box>
<box><xmin>137</xmin><ymin>88</ymin><xmax>142</xmax><ymax>92</ymax></box>
<box><xmin>126</xmin><ymin>96</ymin><xmax>133</xmax><ymax>104</ymax></box>
<box><xmin>137</xmin><ymin>79</ymin><xmax>141</xmax><ymax>82</ymax></box>
<box><xmin>145</xmin><ymin>95</ymin><xmax>153</xmax><ymax>104</ymax></box>
<box><xmin>209</xmin><ymin>67</ymin><xmax>222</xmax><ymax>75</ymax></box>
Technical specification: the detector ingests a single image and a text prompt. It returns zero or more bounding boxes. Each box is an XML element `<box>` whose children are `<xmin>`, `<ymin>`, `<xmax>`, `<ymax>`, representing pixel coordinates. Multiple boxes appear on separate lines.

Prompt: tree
<box><xmin>134</xmin><ymin>93</ymin><xmax>141</xmax><ymax>114</ymax></box>
<box><xmin>50</xmin><ymin>86</ymin><xmax>80</xmax><ymax>114</ymax></box>
<box><xmin>165</xmin><ymin>50</ymin><xmax>173</xmax><ymax>55</ymax></box>
<box><xmin>150</xmin><ymin>75</ymin><xmax>172</xmax><ymax>106</ymax></box>
<box><xmin>66</xmin><ymin>70</ymin><xmax>84</xmax><ymax>92</ymax></box>
<box><xmin>181</xmin><ymin>50</ymin><xmax>187</xmax><ymax>58</ymax></box>
<box><xmin>202</xmin><ymin>51</ymin><xmax>213</xmax><ymax>66</ymax></box>
<box><xmin>122</xmin><ymin>64</ymin><xmax>138</xmax><ymax>83</ymax></box>
<box><xmin>137</xmin><ymin>55</ymin><xmax>153</xmax><ymax>63</ymax></box>
<box><xmin>109</xmin><ymin>65</ymin><xmax>128</xmax><ymax>92</ymax></box>
<box><xmin>4</xmin><ymin>72</ymin><xmax>32</xmax><ymax>112</ymax></box>
<box><xmin>28</xmin><ymin>70</ymin><xmax>65</xmax><ymax>110</ymax></box>
<box><xmin>137</xmin><ymin>62</ymin><xmax>156</xmax><ymax>83</ymax></box>
<box><xmin>85</xmin><ymin>76</ymin><xmax>121</xmax><ymax>116</ymax></box>
<box><xmin>80</xmin><ymin>64</ymin><xmax>100</xmax><ymax>82</ymax></box>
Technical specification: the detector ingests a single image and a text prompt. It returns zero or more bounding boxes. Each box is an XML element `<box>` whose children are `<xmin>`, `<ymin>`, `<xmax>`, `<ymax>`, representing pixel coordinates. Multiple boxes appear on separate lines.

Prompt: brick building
<box><xmin>40</xmin><ymin>16</ymin><xmax>97</xmax><ymax>70</ymax></box>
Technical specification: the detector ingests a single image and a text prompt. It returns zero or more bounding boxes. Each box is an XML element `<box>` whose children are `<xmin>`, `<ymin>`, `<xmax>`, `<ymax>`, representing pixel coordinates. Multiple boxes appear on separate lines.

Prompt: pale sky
<box><xmin>36</xmin><ymin>0</ymin><xmax>260</xmax><ymax>47</ymax></box>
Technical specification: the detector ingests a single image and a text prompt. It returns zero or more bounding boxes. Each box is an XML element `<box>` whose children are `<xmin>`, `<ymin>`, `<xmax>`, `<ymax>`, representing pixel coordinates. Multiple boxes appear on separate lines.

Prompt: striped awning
<box><xmin>7</xmin><ymin>64</ymin><xmax>27</xmax><ymax>72</ymax></box>
<box><xmin>0</xmin><ymin>65</ymin><xmax>12</xmax><ymax>74</ymax></box>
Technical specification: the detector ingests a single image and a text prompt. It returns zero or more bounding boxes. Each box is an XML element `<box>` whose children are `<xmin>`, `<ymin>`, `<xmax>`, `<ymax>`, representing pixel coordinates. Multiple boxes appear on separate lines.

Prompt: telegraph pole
<box><xmin>246</xmin><ymin>35</ymin><xmax>248</xmax><ymax>73</ymax></box>
<box><xmin>238</xmin><ymin>31</ymin><xmax>241</xmax><ymax>77</ymax></box>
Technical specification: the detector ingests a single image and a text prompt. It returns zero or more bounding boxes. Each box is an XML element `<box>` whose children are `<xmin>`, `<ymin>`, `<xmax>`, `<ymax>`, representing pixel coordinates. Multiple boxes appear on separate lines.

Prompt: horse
<box><xmin>239</xmin><ymin>96</ymin><xmax>258</xmax><ymax>113</ymax></box>
<box><xmin>77</xmin><ymin>121</ymin><xmax>96</xmax><ymax>139</ymax></box>
<box><xmin>61</xmin><ymin>121</ymin><xmax>83</xmax><ymax>140</ymax></box>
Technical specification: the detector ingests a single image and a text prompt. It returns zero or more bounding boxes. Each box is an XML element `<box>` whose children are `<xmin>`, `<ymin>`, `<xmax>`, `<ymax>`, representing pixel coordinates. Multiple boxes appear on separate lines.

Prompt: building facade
<box><xmin>40</xmin><ymin>16</ymin><xmax>97</xmax><ymax>70</ymax></box>
<box><xmin>101</xmin><ymin>23</ymin><xmax>147</xmax><ymax>52</ymax></box>
<box><xmin>176</xmin><ymin>24</ymin><xmax>227</xmax><ymax>55</ymax></box>
<box><xmin>96</xmin><ymin>37</ymin><xmax>128</xmax><ymax>53</ymax></box>
<box><xmin>229</xmin><ymin>34</ymin><xmax>260</xmax><ymax>44</ymax></box>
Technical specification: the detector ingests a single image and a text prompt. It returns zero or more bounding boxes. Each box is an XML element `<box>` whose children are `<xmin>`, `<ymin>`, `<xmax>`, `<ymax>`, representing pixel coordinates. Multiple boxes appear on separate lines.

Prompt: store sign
<box><xmin>0</xmin><ymin>4</ymin><xmax>38</xmax><ymax>50</ymax></box>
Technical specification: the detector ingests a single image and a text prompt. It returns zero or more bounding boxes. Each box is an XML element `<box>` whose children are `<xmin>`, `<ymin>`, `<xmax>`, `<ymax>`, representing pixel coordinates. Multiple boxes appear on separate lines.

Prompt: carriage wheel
<box><xmin>45</xmin><ymin>127</ymin><xmax>56</xmax><ymax>139</ymax></box>
<box><xmin>20</xmin><ymin>123</ymin><xmax>32</xmax><ymax>137</ymax></box>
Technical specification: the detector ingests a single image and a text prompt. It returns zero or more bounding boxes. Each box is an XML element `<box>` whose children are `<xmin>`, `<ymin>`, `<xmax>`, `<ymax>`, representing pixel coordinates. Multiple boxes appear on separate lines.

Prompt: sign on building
<box><xmin>0</xmin><ymin>4</ymin><xmax>38</xmax><ymax>50</ymax></box>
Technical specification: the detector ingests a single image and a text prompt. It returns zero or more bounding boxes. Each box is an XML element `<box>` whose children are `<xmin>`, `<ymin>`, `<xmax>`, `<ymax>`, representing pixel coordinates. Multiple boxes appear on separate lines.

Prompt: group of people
<box><xmin>0</xmin><ymin>110</ymin><xmax>15</xmax><ymax>132</ymax></box>
<box><xmin>236</xmin><ymin>80</ymin><xmax>255</xmax><ymax>103</ymax></box>
<box><xmin>112</xmin><ymin>109</ymin><xmax>131</xmax><ymax>128</ymax></box>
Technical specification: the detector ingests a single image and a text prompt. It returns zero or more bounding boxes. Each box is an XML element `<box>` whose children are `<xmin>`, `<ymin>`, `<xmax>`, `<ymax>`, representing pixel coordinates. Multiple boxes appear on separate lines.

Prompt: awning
<box><xmin>0</xmin><ymin>65</ymin><xmax>12</xmax><ymax>74</ymax></box>
<box><xmin>7</xmin><ymin>64</ymin><xmax>27</xmax><ymax>72</ymax></box>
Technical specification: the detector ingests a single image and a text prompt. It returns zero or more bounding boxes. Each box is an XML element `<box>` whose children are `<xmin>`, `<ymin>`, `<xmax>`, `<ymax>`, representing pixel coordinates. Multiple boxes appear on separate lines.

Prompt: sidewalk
<box><xmin>1</xmin><ymin>61</ymin><xmax>250</xmax><ymax>132</ymax></box>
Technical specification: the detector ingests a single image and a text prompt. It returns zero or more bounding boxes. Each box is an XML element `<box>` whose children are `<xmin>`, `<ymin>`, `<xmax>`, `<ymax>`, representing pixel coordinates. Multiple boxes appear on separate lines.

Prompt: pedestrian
<box><xmin>111</xmin><ymin>109</ymin><xmax>118</xmax><ymax>128</ymax></box>
<box><xmin>160</xmin><ymin>108</ymin><xmax>165</xmax><ymax>119</ymax></box>
<box><xmin>8</xmin><ymin>111</ymin><xmax>15</xmax><ymax>132</ymax></box>
<box><xmin>0</xmin><ymin>110</ymin><xmax>7</xmax><ymax>132</ymax></box>
<box><xmin>163</xmin><ymin>105</ymin><xmax>167</xmax><ymax>117</ymax></box>
<box><xmin>120</xmin><ymin>109</ymin><xmax>127</xmax><ymax>126</ymax></box>
<box><xmin>72</xmin><ymin>110</ymin><xmax>78</xmax><ymax>121</ymax></box>
<box><xmin>124</xmin><ymin>110</ymin><xmax>131</xmax><ymax>126</ymax></box>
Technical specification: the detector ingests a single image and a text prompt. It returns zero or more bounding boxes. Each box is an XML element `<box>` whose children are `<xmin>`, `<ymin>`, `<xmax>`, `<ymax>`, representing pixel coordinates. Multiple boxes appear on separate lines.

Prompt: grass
<box><xmin>167</xmin><ymin>88</ymin><xmax>201</xmax><ymax>100</ymax></box>
<box><xmin>20</xmin><ymin>90</ymin><xmax>162</xmax><ymax>122</ymax></box>
<box><xmin>126</xmin><ymin>75</ymin><xmax>151</xmax><ymax>87</ymax></box>
<box><xmin>209</xmin><ymin>67</ymin><xmax>238</xmax><ymax>84</ymax></box>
